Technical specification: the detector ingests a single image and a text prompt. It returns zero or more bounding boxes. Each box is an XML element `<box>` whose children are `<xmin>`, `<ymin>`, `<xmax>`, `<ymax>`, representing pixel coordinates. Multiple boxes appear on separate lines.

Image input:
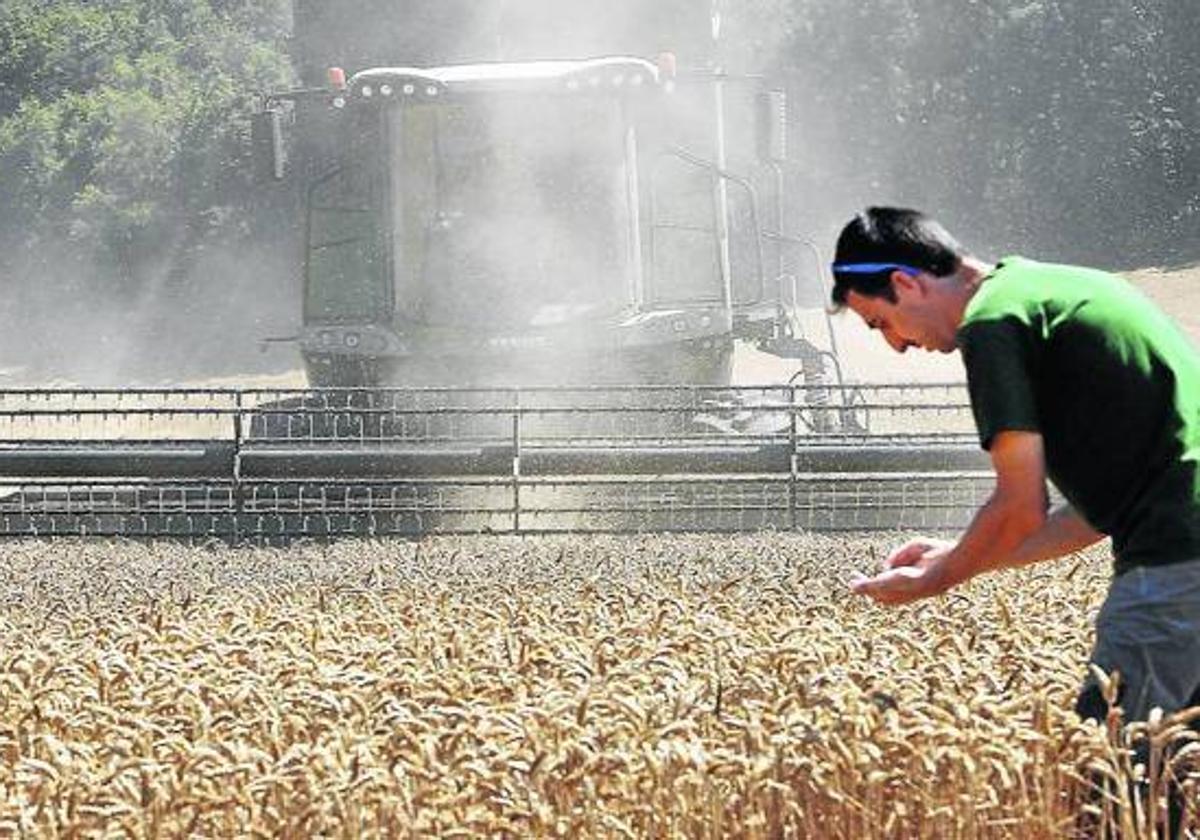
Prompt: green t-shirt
<box><xmin>957</xmin><ymin>256</ymin><xmax>1200</xmax><ymax>575</ymax></box>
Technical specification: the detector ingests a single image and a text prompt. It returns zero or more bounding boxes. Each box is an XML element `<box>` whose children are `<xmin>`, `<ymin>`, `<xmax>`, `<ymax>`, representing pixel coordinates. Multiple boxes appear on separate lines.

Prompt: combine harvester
<box><xmin>0</xmin><ymin>1</ymin><xmax>991</xmax><ymax>540</ymax></box>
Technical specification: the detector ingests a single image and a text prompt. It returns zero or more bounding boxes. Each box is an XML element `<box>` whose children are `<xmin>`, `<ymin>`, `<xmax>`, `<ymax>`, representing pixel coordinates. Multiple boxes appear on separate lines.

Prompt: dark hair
<box><xmin>830</xmin><ymin>207</ymin><xmax>966</xmax><ymax>307</ymax></box>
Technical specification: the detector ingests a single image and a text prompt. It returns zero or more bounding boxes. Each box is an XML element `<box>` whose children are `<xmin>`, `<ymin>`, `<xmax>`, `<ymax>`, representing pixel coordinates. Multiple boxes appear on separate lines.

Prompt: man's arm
<box><xmin>995</xmin><ymin>501</ymin><xmax>1104</xmax><ymax>569</ymax></box>
<box><xmin>853</xmin><ymin>431</ymin><xmax>1103</xmax><ymax>604</ymax></box>
<box><xmin>933</xmin><ymin>430</ymin><xmax>1109</xmax><ymax>587</ymax></box>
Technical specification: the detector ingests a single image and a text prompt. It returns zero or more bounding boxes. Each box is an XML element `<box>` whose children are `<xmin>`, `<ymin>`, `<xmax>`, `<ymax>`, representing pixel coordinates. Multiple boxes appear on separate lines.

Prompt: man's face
<box><xmin>845</xmin><ymin>272</ymin><xmax>958</xmax><ymax>354</ymax></box>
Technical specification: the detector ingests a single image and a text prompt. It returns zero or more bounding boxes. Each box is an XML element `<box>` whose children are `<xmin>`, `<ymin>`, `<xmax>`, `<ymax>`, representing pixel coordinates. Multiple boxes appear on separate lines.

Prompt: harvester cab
<box><xmin>254</xmin><ymin>53</ymin><xmax>839</xmax><ymax>401</ymax></box>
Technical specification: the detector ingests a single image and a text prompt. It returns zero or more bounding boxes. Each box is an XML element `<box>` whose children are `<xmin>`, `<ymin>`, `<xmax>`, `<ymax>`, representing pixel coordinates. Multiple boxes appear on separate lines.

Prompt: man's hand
<box><xmin>882</xmin><ymin>537</ymin><xmax>956</xmax><ymax>570</ymax></box>
<box><xmin>851</xmin><ymin>537</ymin><xmax>955</xmax><ymax>605</ymax></box>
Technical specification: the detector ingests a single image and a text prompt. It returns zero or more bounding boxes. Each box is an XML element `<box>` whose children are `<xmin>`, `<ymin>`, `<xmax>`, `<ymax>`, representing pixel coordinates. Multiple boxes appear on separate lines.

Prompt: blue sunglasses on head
<box><xmin>830</xmin><ymin>262</ymin><xmax>921</xmax><ymax>276</ymax></box>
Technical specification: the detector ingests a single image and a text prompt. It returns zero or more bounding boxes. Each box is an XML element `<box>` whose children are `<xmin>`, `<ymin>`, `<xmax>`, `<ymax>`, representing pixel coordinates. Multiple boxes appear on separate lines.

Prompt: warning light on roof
<box><xmin>656</xmin><ymin>52</ymin><xmax>678</xmax><ymax>82</ymax></box>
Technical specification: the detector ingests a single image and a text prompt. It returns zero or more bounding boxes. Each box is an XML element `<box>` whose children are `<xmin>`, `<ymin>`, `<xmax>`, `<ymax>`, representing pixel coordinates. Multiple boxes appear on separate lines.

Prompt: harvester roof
<box><xmin>349</xmin><ymin>57</ymin><xmax>660</xmax><ymax>99</ymax></box>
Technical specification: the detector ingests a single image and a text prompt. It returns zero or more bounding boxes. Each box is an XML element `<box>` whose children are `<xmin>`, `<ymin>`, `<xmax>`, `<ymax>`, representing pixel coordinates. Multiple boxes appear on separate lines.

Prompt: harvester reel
<box><xmin>0</xmin><ymin>384</ymin><xmax>990</xmax><ymax>541</ymax></box>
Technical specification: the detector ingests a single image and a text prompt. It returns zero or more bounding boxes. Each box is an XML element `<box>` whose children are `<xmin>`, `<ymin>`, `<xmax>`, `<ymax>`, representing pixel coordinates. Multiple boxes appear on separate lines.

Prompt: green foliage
<box><xmin>0</xmin><ymin>0</ymin><xmax>1194</xmax><ymax>291</ymax></box>
<box><xmin>782</xmin><ymin>0</ymin><xmax>1199</xmax><ymax>263</ymax></box>
<box><xmin>0</xmin><ymin>0</ymin><xmax>293</xmax><ymax>277</ymax></box>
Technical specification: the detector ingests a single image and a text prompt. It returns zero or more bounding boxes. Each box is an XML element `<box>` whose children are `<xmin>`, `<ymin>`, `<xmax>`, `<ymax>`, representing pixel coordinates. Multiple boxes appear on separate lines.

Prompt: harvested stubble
<box><xmin>0</xmin><ymin>535</ymin><xmax>1196</xmax><ymax>838</ymax></box>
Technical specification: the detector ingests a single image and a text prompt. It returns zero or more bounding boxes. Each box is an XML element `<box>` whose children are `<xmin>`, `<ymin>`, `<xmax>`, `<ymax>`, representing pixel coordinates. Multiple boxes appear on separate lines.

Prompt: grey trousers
<box><xmin>1077</xmin><ymin>556</ymin><xmax>1200</xmax><ymax>722</ymax></box>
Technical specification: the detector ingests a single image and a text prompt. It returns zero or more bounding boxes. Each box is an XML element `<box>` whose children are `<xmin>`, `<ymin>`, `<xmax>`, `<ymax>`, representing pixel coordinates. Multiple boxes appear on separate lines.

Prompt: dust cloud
<box><xmin>0</xmin><ymin>1</ymin><xmax>1026</xmax><ymax>389</ymax></box>
<box><xmin>0</xmin><ymin>234</ymin><xmax>300</xmax><ymax>388</ymax></box>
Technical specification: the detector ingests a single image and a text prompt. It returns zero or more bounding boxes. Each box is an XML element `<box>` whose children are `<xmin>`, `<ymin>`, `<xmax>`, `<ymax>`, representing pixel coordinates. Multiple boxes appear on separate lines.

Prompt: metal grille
<box><xmin>0</xmin><ymin>384</ymin><xmax>991</xmax><ymax>540</ymax></box>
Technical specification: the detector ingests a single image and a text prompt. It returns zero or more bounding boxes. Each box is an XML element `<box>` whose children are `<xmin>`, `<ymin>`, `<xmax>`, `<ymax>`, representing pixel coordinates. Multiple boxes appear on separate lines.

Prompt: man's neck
<box><xmin>947</xmin><ymin>256</ymin><xmax>995</xmax><ymax>327</ymax></box>
<box><xmin>960</xmin><ymin>256</ymin><xmax>995</xmax><ymax>289</ymax></box>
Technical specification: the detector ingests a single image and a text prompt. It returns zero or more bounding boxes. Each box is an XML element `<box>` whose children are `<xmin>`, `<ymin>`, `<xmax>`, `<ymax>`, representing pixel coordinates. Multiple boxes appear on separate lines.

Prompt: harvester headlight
<box><xmin>425</xmin><ymin>85</ymin><xmax>439</xmax><ymax>97</ymax></box>
<box><xmin>361</xmin><ymin>84</ymin><xmax>373</xmax><ymax>98</ymax></box>
<box><xmin>402</xmin><ymin>83</ymin><xmax>416</xmax><ymax>95</ymax></box>
<box><xmin>700</xmin><ymin>314</ymin><xmax>712</xmax><ymax>328</ymax></box>
<box><xmin>332</xmin><ymin>96</ymin><xmax>346</xmax><ymax>109</ymax></box>
<box><xmin>345</xmin><ymin>332</ymin><xmax>360</xmax><ymax>349</ymax></box>
<box><xmin>380</xmin><ymin>83</ymin><xmax>393</xmax><ymax>96</ymax></box>
<box><xmin>588</xmin><ymin>76</ymin><xmax>602</xmax><ymax>88</ymax></box>
<box><xmin>566</xmin><ymin>79</ymin><xmax>580</xmax><ymax>91</ymax></box>
<box><xmin>611</xmin><ymin>74</ymin><xmax>625</xmax><ymax>87</ymax></box>
<box><xmin>673</xmin><ymin>319</ymin><xmax>687</xmax><ymax>333</ymax></box>
<box><xmin>630</xmin><ymin>74</ymin><xmax>644</xmax><ymax>87</ymax></box>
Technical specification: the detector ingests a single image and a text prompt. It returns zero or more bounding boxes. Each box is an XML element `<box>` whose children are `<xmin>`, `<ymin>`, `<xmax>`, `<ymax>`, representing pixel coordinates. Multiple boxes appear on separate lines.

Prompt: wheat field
<box><xmin>0</xmin><ymin>534</ymin><xmax>1196</xmax><ymax>838</ymax></box>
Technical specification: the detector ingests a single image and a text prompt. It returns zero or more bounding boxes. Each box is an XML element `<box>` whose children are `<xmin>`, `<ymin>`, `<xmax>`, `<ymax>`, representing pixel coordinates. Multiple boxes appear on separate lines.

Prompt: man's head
<box><xmin>831</xmin><ymin>207</ymin><xmax>972</xmax><ymax>354</ymax></box>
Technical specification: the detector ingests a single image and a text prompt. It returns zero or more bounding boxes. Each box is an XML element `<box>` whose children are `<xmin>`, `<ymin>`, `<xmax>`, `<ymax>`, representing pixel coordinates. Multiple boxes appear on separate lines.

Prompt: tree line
<box><xmin>780</xmin><ymin>0</ymin><xmax>1199</xmax><ymax>265</ymax></box>
<box><xmin>0</xmin><ymin>0</ymin><xmax>291</xmax><ymax>297</ymax></box>
<box><xmin>0</xmin><ymin>0</ymin><xmax>1195</xmax><ymax>304</ymax></box>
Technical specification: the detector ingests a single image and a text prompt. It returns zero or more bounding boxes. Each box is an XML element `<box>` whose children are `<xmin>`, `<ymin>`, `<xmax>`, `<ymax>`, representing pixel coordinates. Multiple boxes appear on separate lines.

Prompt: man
<box><xmin>834</xmin><ymin>207</ymin><xmax>1200</xmax><ymax>732</ymax></box>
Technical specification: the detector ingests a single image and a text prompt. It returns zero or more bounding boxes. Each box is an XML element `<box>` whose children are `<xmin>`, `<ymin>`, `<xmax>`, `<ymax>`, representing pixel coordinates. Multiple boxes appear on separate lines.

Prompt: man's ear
<box><xmin>890</xmin><ymin>269</ymin><xmax>923</xmax><ymax>297</ymax></box>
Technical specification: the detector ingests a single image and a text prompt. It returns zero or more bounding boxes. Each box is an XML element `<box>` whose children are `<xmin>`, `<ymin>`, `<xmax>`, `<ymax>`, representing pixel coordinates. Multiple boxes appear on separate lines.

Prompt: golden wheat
<box><xmin>0</xmin><ymin>534</ymin><xmax>1195</xmax><ymax>838</ymax></box>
